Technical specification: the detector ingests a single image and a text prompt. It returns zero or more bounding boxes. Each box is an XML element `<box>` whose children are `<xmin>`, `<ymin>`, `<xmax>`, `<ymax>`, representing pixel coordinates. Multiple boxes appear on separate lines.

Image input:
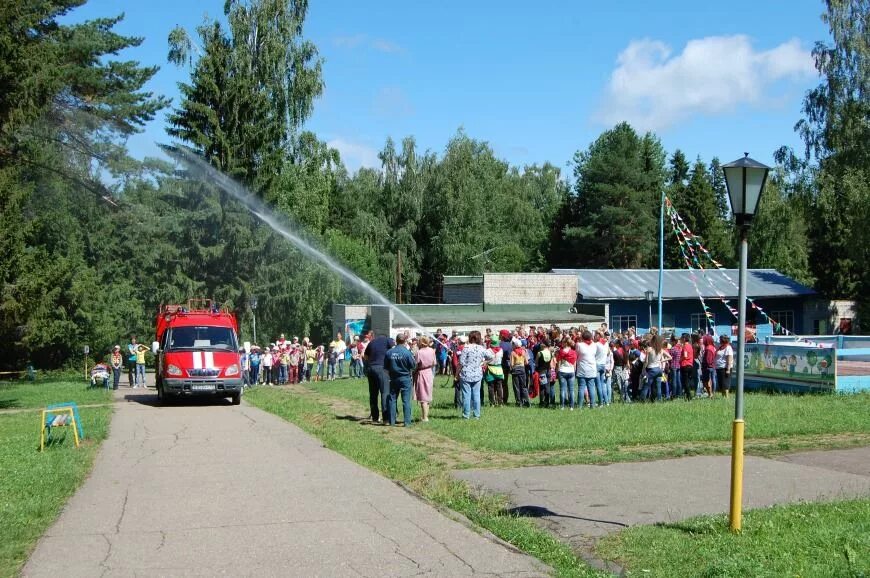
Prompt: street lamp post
<box><xmin>722</xmin><ymin>152</ymin><xmax>770</xmax><ymax>533</ymax></box>
<box><xmin>644</xmin><ymin>290</ymin><xmax>654</xmax><ymax>332</ymax></box>
<box><xmin>249</xmin><ymin>296</ymin><xmax>258</xmax><ymax>345</ymax></box>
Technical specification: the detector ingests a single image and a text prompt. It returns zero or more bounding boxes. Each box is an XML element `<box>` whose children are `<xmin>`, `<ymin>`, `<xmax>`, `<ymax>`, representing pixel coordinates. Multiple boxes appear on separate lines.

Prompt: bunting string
<box><xmin>663</xmin><ymin>197</ymin><xmax>718</xmax><ymax>335</ymax></box>
<box><xmin>664</xmin><ymin>196</ymin><xmax>820</xmax><ymax>347</ymax></box>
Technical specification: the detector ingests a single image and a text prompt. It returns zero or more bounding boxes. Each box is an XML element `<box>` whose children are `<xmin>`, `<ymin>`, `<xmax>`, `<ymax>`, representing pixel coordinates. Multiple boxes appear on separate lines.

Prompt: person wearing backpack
<box><xmin>485</xmin><ymin>336</ymin><xmax>505</xmax><ymax>406</ymax></box>
<box><xmin>510</xmin><ymin>338</ymin><xmax>530</xmax><ymax>407</ymax></box>
<box><xmin>536</xmin><ymin>339</ymin><xmax>554</xmax><ymax>408</ymax></box>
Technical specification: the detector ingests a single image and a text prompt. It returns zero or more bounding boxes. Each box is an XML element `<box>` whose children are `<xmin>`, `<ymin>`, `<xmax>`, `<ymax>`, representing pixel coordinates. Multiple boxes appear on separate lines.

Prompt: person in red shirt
<box><xmin>679</xmin><ymin>333</ymin><xmax>695</xmax><ymax>400</ymax></box>
<box><xmin>701</xmin><ymin>334</ymin><xmax>717</xmax><ymax>398</ymax></box>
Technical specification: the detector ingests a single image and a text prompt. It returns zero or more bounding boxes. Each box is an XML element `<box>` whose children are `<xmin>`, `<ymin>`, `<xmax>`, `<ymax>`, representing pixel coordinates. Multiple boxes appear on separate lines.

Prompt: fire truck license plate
<box><xmin>191</xmin><ymin>384</ymin><xmax>215</xmax><ymax>392</ymax></box>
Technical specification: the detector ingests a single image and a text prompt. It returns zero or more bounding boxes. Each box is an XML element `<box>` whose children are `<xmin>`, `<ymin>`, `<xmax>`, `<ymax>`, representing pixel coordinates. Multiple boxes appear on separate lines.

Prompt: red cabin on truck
<box><xmin>154</xmin><ymin>299</ymin><xmax>243</xmax><ymax>404</ymax></box>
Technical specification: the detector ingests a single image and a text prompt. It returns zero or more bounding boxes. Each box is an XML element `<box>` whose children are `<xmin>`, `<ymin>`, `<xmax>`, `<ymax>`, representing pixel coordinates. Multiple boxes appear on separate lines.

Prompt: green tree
<box><xmin>165</xmin><ymin>0</ymin><xmax>329</xmax><ymax>339</ymax></box>
<box><xmin>685</xmin><ymin>158</ymin><xmax>732</xmax><ymax>266</ymax></box>
<box><xmin>0</xmin><ymin>1</ymin><xmax>167</xmax><ymax>368</ymax></box>
<box><xmin>664</xmin><ymin>150</ymin><xmax>691</xmax><ymax>267</ymax></box>
<box><xmin>797</xmin><ymin>0</ymin><xmax>869</xmax><ymax>170</ymax></box>
<box><xmin>707</xmin><ymin>157</ymin><xmax>735</xmax><ymax>266</ymax></box>
<box><xmin>792</xmin><ymin>0</ymin><xmax>869</xmax><ymax>325</ymax></box>
<box><xmin>748</xmin><ymin>180</ymin><xmax>814</xmax><ymax>286</ymax></box>
<box><xmin>167</xmin><ymin>0</ymin><xmax>323</xmax><ymax>194</ymax></box>
<box><xmin>0</xmin><ymin>1</ymin><xmax>167</xmax><ymax>156</ymax></box>
<box><xmin>553</xmin><ymin>123</ymin><xmax>664</xmax><ymax>268</ymax></box>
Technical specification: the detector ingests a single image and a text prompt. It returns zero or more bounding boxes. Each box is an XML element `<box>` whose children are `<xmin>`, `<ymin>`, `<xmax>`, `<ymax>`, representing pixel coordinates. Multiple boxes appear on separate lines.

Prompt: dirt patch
<box><xmin>0</xmin><ymin>402</ymin><xmax>114</xmax><ymax>415</ymax></box>
<box><xmin>288</xmin><ymin>383</ymin><xmax>494</xmax><ymax>470</ymax></box>
<box><xmin>288</xmin><ymin>384</ymin><xmax>870</xmax><ymax>470</ymax></box>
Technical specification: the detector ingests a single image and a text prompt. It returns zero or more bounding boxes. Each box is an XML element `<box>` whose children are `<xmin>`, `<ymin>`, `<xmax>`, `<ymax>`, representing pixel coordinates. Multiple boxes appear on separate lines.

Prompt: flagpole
<box><xmin>658</xmin><ymin>190</ymin><xmax>664</xmax><ymax>329</ymax></box>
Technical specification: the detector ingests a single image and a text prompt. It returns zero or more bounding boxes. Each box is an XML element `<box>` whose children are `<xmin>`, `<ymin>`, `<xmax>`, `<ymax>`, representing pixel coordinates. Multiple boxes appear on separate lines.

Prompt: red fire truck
<box><xmin>153</xmin><ymin>300</ymin><xmax>243</xmax><ymax>405</ymax></box>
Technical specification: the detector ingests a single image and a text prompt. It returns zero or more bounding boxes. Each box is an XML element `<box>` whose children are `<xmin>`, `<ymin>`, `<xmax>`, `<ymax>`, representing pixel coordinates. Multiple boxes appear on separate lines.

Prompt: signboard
<box><xmin>744</xmin><ymin>344</ymin><xmax>836</xmax><ymax>389</ymax></box>
<box><xmin>344</xmin><ymin>319</ymin><xmax>366</xmax><ymax>341</ymax></box>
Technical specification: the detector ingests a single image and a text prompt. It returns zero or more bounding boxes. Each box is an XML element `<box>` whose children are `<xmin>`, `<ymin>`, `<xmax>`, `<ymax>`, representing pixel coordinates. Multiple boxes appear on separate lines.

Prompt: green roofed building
<box><xmin>332</xmin><ymin>273</ymin><xmax>604</xmax><ymax>339</ymax></box>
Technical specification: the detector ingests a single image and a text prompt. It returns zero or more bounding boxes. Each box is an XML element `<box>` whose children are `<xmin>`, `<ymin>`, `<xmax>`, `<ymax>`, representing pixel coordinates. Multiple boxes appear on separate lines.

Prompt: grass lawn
<box><xmin>597</xmin><ymin>498</ymin><xmax>870</xmax><ymax>577</ymax></box>
<box><xmin>0</xmin><ymin>379</ymin><xmax>115</xmax><ymax>411</ymax></box>
<box><xmin>310</xmin><ymin>378</ymin><xmax>870</xmax><ymax>463</ymax></box>
<box><xmin>0</xmin><ymin>381</ymin><xmax>112</xmax><ymax>578</ymax></box>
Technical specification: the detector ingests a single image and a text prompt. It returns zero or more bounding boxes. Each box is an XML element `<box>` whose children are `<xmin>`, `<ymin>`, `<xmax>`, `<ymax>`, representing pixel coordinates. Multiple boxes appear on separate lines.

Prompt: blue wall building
<box><xmin>552</xmin><ymin>269</ymin><xmax>817</xmax><ymax>337</ymax></box>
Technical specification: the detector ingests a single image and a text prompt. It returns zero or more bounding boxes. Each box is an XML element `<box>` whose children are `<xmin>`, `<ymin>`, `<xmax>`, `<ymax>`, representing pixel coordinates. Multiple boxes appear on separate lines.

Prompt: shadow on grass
<box><xmin>651</xmin><ymin>518</ymin><xmax>726</xmax><ymax>536</ymax></box>
<box><xmin>0</xmin><ymin>398</ymin><xmax>20</xmax><ymax>409</ymax></box>
<box><xmin>431</xmin><ymin>402</ymin><xmax>459</xmax><ymax>410</ymax></box>
<box><xmin>505</xmin><ymin>505</ymin><xmax>629</xmax><ymax>528</ymax></box>
<box><xmin>37</xmin><ymin>429</ymin><xmax>76</xmax><ymax>451</ymax></box>
<box><xmin>335</xmin><ymin>414</ymin><xmax>366</xmax><ymax>422</ymax></box>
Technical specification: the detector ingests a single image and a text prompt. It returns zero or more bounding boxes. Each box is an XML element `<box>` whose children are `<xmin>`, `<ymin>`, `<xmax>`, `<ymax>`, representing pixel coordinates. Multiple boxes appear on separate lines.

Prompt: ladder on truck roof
<box><xmin>159</xmin><ymin>299</ymin><xmax>230</xmax><ymax>316</ymax></box>
<box><xmin>156</xmin><ymin>299</ymin><xmax>237</xmax><ymax>342</ymax></box>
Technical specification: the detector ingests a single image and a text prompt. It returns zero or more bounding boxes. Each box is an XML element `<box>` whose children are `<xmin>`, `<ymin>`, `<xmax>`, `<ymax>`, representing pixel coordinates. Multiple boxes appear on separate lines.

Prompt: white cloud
<box><xmin>332</xmin><ymin>34</ymin><xmax>404</xmax><ymax>54</ymax></box>
<box><xmin>373</xmin><ymin>86</ymin><xmax>414</xmax><ymax>118</ymax></box>
<box><xmin>371</xmin><ymin>38</ymin><xmax>403</xmax><ymax>53</ymax></box>
<box><xmin>596</xmin><ymin>35</ymin><xmax>816</xmax><ymax>131</ymax></box>
<box><xmin>327</xmin><ymin>137</ymin><xmax>380</xmax><ymax>172</ymax></box>
<box><xmin>333</xmin><ymin>34</ymin><xmax>367</xmax><ymax>49</ymax></box>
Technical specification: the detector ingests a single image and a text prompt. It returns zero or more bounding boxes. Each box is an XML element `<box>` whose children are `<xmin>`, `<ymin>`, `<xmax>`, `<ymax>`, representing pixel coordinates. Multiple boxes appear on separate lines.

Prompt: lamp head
<box><xmin>722</xmin><ymin>153</ymin><xmax>771</xmax><ymax>228</ymax></box>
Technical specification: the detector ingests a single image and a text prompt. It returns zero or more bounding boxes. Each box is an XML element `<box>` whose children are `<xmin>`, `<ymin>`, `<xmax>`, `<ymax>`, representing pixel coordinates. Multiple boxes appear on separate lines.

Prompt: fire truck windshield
<box><xmin>166</xmin><ymin>326</ymin><xmax>238</xmax><ymax>352</ymax></box>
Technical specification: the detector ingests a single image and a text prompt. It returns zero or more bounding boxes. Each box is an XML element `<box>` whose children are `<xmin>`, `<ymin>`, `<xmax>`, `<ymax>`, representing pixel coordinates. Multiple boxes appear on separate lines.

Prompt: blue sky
<box><xmin>65</xmin><ymin>0</ymin><xmax>828</xmax><ymax>174</ymax></box>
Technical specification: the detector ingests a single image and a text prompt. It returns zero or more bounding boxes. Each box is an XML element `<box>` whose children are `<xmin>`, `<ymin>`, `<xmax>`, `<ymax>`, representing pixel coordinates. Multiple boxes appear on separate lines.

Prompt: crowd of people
<box><xmin>107</xmin><ymin>324</ymin><xmax>735</xmax><ymax>429</ymax></box>
<box><xmin>238</xmin><ymin>331</ymin><xmax>368</xmax><ymax>386</ymax></box>
<box><xmin>100</xmin><ymin>336</ymin><xmax>149</xmax><ymax>391</ymax></box>
<box><xmin>359</xmin><ymin>323</ymin><xmax>736</xmax><ymax>427</ymax></box>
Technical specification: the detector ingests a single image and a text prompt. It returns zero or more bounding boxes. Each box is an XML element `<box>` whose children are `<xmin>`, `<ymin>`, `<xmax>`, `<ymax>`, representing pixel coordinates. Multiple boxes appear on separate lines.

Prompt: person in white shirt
<box><xmin>643</xmin><ymin>335</ymin><xmax>672</xmax><ymax>402</ymax></box>
<box><xmin>603</xmin><ymin>337</ymin><xmax>615</xmax><ymax>405</ymax></box>
<box><xmin>594</xmin><ymin>331</ymin><xmax>609</xmax><ymax>406</ymax></box>
<box><xmin>714</xmin><ymin>335</ymin><xmax>734</xmax><ymax>398</ymax></box>
<box><xmin>575</xmin><ymin>330</ymin><xmax>599</xmax><ymax>408</ymax></box>
<box><xmin>261</xmin><ymin>346</ymin><xmax>274</xmax><ymax>385</ymax></box>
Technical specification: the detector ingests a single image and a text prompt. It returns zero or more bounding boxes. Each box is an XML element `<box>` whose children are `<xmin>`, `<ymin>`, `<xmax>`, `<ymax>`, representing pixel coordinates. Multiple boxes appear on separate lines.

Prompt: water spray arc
<box><xmin>166</xmin><ymin>146</ymin><xmax>424</xmax><ymax>333</ymax></box>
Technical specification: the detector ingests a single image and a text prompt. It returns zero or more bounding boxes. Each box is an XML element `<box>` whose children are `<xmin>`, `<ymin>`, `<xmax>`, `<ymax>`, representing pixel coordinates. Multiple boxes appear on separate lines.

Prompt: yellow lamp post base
<box><xmin>729</xmin><ymin>418</ymin><xmax>745</xmax><ymax>532</ymax></box>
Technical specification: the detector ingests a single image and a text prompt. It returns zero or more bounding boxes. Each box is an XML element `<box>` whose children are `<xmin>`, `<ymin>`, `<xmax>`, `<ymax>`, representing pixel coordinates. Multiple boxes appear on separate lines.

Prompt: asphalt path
<box><xmin>23</xmin><ymin>388</ymin><xmax>547</xmax><ymax>577</ymax></box>
<box><xmin>455</xmin><ymin>447</ymin><xmax>870</xmax><ymax>570</ymax></box>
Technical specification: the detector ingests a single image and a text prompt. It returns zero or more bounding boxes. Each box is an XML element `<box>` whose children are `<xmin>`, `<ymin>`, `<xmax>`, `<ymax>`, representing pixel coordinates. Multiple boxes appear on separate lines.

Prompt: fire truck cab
<box><xmin>153</xmin><ymin>300</ymin><xmax>243</xmax><ymax>405</ymax></box>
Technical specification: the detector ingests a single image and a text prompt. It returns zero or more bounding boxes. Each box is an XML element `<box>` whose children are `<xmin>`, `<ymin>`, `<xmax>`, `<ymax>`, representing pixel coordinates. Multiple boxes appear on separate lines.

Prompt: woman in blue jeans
<box><xmin>643</xmin><ymin>334</ymin><xmax>672</xmax><ymax>402</ymax></box>
<box><xmin>555</xmin><ymin>338</ymin><xmax>577</xmax><ymax>409</ymax></box>
<box><xmin>457</xmin><ymin>331</ymin><xmax>494</xmax><ymax>419</ymax></box>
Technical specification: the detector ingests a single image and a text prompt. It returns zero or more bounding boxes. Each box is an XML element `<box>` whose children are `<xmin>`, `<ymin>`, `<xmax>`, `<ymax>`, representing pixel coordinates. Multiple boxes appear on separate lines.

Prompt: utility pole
<box><xmin>395</xmin><ymin>250</ymin><xmax>403</xmax><ymax>304</ymax></box>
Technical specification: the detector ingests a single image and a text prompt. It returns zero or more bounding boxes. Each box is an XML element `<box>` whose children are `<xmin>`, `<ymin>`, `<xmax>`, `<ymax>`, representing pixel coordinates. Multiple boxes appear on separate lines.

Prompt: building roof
<box><xmin>442</xmin><ymin>275</ymin><xmax>483</xmax><ymax>286</ymax></box>
<box><xmin>394</xmin><ymin>304</ymin><xmax>601</xmax><ymax>327</ymax></box>
<box><xmin>551</xmin><ymin>269</ymin><xmax>816</xmax><ymax>300</ymax></box>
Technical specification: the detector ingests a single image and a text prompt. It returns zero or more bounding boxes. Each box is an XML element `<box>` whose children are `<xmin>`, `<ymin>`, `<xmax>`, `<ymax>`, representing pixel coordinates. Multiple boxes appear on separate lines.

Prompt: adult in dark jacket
<box><xmin>364</xmin><ymin>331</ymin><xmax>391</xmax><ymax>423</ymax></box>
<box><xmin>499</xmin><ymin>329</ymin><xmax>513</xmax><ymax>404</ymax></box>
<box><xmin>384</xmin><ymin>334</ymin><xmax>417</xmax><ymax>426</ymax></box>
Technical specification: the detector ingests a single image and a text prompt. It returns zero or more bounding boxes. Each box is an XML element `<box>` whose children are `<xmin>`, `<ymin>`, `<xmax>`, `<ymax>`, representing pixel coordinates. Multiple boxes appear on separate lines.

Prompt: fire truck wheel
<box><xmin>231</xmin><ymin>392</ymin><xmax>241</xmax><ymax>405</ymax></box>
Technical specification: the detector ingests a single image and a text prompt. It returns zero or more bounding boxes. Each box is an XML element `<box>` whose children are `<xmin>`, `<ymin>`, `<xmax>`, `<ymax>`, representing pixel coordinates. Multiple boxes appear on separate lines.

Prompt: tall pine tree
<box><xmin>554</xmin><ymin>123</ymin><xmax>664</xmax><ymax>268</ymax></box>
<box><xmin>165</xmin><ymin>0</ymin><xmax>330</xmax><ymax>339</ymax></box>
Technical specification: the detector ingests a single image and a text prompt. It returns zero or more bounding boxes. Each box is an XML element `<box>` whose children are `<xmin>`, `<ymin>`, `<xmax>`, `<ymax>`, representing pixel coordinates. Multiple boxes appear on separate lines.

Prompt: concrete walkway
<box><xmin>455</xmin><ymin>447</ymin><xmax>870</xmax><ymax>556</ymax></box>
<box><xmin>24</xmin><ymin>389</ymin><xmax>547</xmax><ymax>577</ymax></box>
